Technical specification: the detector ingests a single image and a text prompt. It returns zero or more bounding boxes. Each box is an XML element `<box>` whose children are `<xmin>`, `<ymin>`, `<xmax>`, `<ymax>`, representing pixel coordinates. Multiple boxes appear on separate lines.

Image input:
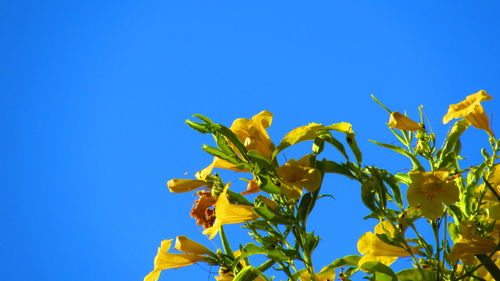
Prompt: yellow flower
<box><xmin>388</xmin><ymin>112</ymin><xmax>421</xmax><ymax>131</ymax></box>
<box><xmin>407</xmin><ymin>170</ymin><xmax>459</xmax><ymax>220</ymax></box>
<box><xmin>357</xmin><ymin>221</ymin><xmax>416</xmax><ymax>266</ymax></box>
<box><xmin>144</xmin><ymin>237</ymin><xmax>212</xmax><ymax>281</ymax></box>
<box><xmin>449</xmin><ymin>221</ymin><xmax>497</xmax><ymax>265</ymax></box>
<box><xmin>277</xmin><ymin>155</ymin><xmax>322</xmax><ymax>200</ymax></box>
<box><xmin>442</xmin><ymin>90</ymin><xmax>493</xmax><ymax>135</ymax></box>
<box><xmin>203</xmin><ymin>185</ymin><xmax>259</xmax><ymax>239</ymax></box>
<box><xmin>480</xmin><ymin>164</ymin><xmax>500</xmax><ymax>220</ymax></box>
<box><xmin>198</xmin><ymin>111</ymin><xmax>275</xmax><ymax>176</ymax></box>
<box><xmin>174</xmin><ymin>235</ymin><xmax>213</xmax><ymax>255</ymax></box>
<box><xmin>167</xmin><ymin>179</ymin><xmax>207</xmax><ymax>193</ymax></box>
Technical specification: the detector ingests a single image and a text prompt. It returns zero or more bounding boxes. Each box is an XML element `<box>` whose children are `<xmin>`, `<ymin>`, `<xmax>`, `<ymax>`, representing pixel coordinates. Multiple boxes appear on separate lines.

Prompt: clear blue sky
<box><xmin>1</xmin><ymin>1</ymin><xmax>499</xmax><ymax>280</ymax></box>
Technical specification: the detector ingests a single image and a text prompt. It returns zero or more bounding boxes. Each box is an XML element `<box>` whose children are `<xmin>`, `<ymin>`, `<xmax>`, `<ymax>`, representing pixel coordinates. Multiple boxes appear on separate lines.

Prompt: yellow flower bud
<box><xmin>167</xmin><ymin>179</ymin><xmax>206</xmax><ymax>193</ymax></box>
<box><xmin>174</xmin><ymin>236</ymin><xmax>213</xmax><ymax>256</ymax></box>
<box><xmin>388</xmin><ymin>112</ymin><xmax>421</xmax><ymax>131</ymax></box>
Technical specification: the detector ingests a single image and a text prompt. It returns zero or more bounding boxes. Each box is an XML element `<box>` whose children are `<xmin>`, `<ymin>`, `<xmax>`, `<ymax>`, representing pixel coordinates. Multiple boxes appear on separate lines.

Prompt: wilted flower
<box><xmin>357</xmin><ymin>221</ymin><xmax>417</xmax><ymax>266</ymax></box>
<box><xmin>190</xmin><ymin>190</ymin><xmax>217</xmax><ymax>229</ymax></box>
<box><xmin>449</xmin><ymin>221</ymin><xmax>497</xmax><ymax>265</ymax></box>
<box><xmin>407</xmin><ymin>170</ymin><xmax>459</xmax><ymax>220</ymax></box>
<box><xmin>388</xmin><ymin>112</ymin><xmax>421</xmax><ymax>131</ymax></box>
<box><xmin>277</xmin><ymin>155</ymin><xmax>322</xmax><ymax>200</ymax></box>
<box><xmin>144</xmin><ymin>237</ymin><xmax>213</xmax><ymax>281</ymax></box>
<box><xmin>442</xmin><ymin>90</ymin><xmax>493</xmax><ymax>135</ymax></box>
<box><xmin>203</xmin><ymin>185</ymin><xmax>259</xmax><ymax>239</ymax></box>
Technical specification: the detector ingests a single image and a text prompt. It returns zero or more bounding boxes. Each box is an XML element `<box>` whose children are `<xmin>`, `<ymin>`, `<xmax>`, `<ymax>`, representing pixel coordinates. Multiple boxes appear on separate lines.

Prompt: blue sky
<box><xmin>1</xmin><ymin>1</ymin><xmax>499</xmax><ymax>280</ymax></box>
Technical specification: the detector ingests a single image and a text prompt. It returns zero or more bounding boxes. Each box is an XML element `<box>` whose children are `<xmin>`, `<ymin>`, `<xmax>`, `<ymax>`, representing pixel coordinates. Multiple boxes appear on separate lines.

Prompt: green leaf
<box><xmin>326</xmin><ymin>255</ymin><xmax>361</xmax><ymax>269</ymax></box>
<box><xmin>319</xmin><ymin>133</ymin><xmax>349</xmax><ymax>160</ymax></box>
<box><xmin>317</xmin><ymin>160</ymin><xmax>356</xmax><ymax>179</ymax></box>
<box><xmin>346</xmin><ymin>133</ymin><xmax>363</xmax><ymax>164</ymax></box>
<box><xmin>247</xmin><ymin>150</ymin><xmax>274</xmax><ymax>170</ymax></box>
<box><xmin>252</xmin><ymin>206</ymin><xmax>290</xmax><ymax>225</ymax></box>
<box><xmin>394</xmin><ymin>173</ymin><xmax>411</xmax><ymax>185</ymax></box>
<box><xmin>437</xmin><ymin>119</ymin><xmax>469</xmax><ymax>169</ymax></box>
<box><xmin>185</xmin><ymin>119</ymin><xmax>212</xmax><ymax>133</ymax></box>
<box><xmin>255</xmin><ymin>175</ymin><xmax>281</xmax><ymax>194</ymax></box>
<box><xmin>297</xmin><ymin>192</ymin><xmax>314</xmax><ymax>222</ymax></box>
<box><xmin>360</xmin><ymin>261</ymin><xmax>397</xmax><ymax>281</ymax></box>
<box><xmin>323</xmin><ymin>122</ymin><xmax>353</xmax><ymax>134</ymax></box>
<box><xmin>369</xmin><ymin>140</ymin><xmax>424</xmax><ymax>171</ymax></box>
<box><xmin>239</xmin><ymin>243</ymin><xmax>291</xmax><ymax>261</ymax></box>
<box><xmin>312</xmin><ymin>138</ymin><xmax>325</xmax><ymax>155</ymax></box>
<box><xmin>202</xmin><ymin>145</ymin><xmax>241</xmax><ymax>164</ymax></box>
<box><xmin>381</xmin><ymin>171</ymin><xmax>403</xmax><ymax>207</ymax></box>
<box><xmin>396</xmin><ymin>268</ymin><xmax>433</xmax><ymax>281</ymax></box>
<box><xmin>233</xmin><ymin>266</ymin><xmax>262</xmax><ymax>281</ymax></box>
<box><xmin>361</xmin><ymin>176</ymin><xmax>379</xmax><ymax>213</ymax></box>
<box><xmin>273</xmin><ymin>123</ymin><xmax>324</xmax><ymax>158</ymax></box>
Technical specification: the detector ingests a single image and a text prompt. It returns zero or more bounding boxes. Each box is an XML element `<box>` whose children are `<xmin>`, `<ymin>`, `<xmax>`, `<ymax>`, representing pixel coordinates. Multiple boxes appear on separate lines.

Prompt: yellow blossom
<box><xmin>167</xmin><ymin>179</ymin><xmax>207</xmax><ymax>193</ymax></box>
<box><xmin>449</xmin><ymin>221</ymin><xmax>497</xmax><ymax>265</ymax></box>
<box><xmin>480</xmin><ymin>164</ymin><xmax>500</xmax><ymax>220</ymax></box>
<box><xmin>174</xmin><ymin>235</ymin><xmax>213</xmax><ymax>255</ymax></box>
<box><xmin>388</xmin><ymin>112</ymin><xmax>421</xmax><ymax>131</ymax></box>
<box><xmin>407</xmin><ymin>170</ymin><xmax>459</xmax><ymax>220</ymax></box>
<box><xmin>357</xmin><ymin>221</ymin><xmax>417</xmax><ymax>266</ymax></box>
<box><xmin>144</xmin><ymin>238</ymin><xmax>212</xmax><ymax>281</ymax></box>
<box><xmin>203</xmin><ymin>185</ymin><xmax>259</xmax><ymax>239</ymax></box>
<box><xmin>199</xmin><ymin>111</ymin><xmax>275</xmax><ymax>176</ymax></box>
<box><xmin>277</xmin><ymin>155</ymin><xmax>322</xmax><ymax>200</ymax></box>
<box><xmin>442</xmin><ymin>90</ymin><xmax>493</xmax><ymax>135</ymax></box>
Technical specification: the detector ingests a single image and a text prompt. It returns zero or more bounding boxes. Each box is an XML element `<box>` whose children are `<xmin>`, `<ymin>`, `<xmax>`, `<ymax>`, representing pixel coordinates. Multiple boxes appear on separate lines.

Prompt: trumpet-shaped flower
<box><xmin>277</xmin><ymin>155</ymin><xmax>322</xmax><ymax>200</ymax></box>
<box><xmin>442</xmin><ymin>90</ymin><xmax>493</xmax><ymax>135</ymax></box>
<box><xmin>449</xmin><ymin>221</ymin><xmax>497</xmax><ymax>265</ymax></box>
<box><xmin>198</xmin><ymin>111</ymin><xmax>275</xmax><ymax>176</ymax></box>
<box><xmin>388</xmin><ymin>112</ymin><xmax>421</xmax><ymax>131</ymax></box>
<box><xmin>144</xmin><ymin>237</ymin><xmax>213</xmax><ymax>281</ymax></box>
<box><xmin>167</xmin><ymin>179</ymin><xmax>207</xmax><ymax>193</ymax></box>
<box><xmin>203</xmin><ymin>185</ymin><xmax>258</xmax><ymax>239</ymax></box>
<box><xmin>407</xmin><ymin>170</ymin><xmax>459</xmax><ymax>220</ymax></box>
<box><xmin>357</xmin><ymin>221</ymin><xmax>416</xmax><ymax>266</ymax></box>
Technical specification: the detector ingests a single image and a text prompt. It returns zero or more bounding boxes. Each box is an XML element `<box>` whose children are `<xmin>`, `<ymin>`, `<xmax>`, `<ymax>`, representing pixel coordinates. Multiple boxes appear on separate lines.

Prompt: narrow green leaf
<box><xmin>360</xmin><ymin>261</ymin><xmax>397</xmax><ymax>281</ymax></box>
<box><xmin>326</xmin><ymin>255</ymin><xmax>361</xmax><ymax>269</ymax></box>
<box><xmin>346</xmin><ymin>133</ymin><xmax>363</xmax><ymax>164</ymax></box>
<box><xmin>233</xmin><ymin>266</ymin><xmax>262</xmax><ymax>281</ymax></box>
<box><xmin>202</xmin><ymin>145</ymin><xmax>241</xmax><ymax>164</ymax></box>
<box><xmin>369</xmin><ymin>140</ymin><xmax>424</xmax><ymax>171</ymax></box>
<box><xmin>438</xmin><ymin>119</ymin><xmax>469</xmax><ymax>169</ymax></box>
<box><xmin>317</xmin><ymin>160</ymin><xmax>356</xmax><ymax>179</ymax></box>
<box><xmin>396</xmin><ymin>268</ymin><xmax>433</xmax><ymax>281</ymax></box>
<box><xmin>273</xmin><ymin>123</ymin><xmax>324</xmax><ymax>158</ymax></box>
<box><xmin>185</xmin><ymin>119</ymin><xmax>212</xmax><ymax>133</ymax></box>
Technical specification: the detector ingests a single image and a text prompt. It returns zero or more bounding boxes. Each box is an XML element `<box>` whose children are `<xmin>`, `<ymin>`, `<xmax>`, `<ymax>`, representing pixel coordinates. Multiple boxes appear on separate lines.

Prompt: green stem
<box><xmin>370</xmin><ymin>94</ymin><xmax>392</xmax><ymax>113</ymax></box>
<box><xmin>432</xmin><ymin>220</ymin><xmax>442</xmax><ymax>281</ymax></box>
<box><xmin>476</xmin><ymin>254</ymin><xmax>500</xmax><ymax>281</ymax></box>
<box><xmin>219</xmin><ymin>226</ymin><xmax>234</xmax><ymax>259</ymax></box>
<box><xmin>257</xmin><ymin>260</ymin><xmax>276</xmax><ymax>272</ymax></box>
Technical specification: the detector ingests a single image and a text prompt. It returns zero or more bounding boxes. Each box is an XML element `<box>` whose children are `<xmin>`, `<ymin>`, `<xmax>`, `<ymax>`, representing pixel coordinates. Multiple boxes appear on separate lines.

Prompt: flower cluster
<box><xmin>145</xmin><ymin>90</ymin><xmax>498</xmax><ymax>281</ymax></box>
